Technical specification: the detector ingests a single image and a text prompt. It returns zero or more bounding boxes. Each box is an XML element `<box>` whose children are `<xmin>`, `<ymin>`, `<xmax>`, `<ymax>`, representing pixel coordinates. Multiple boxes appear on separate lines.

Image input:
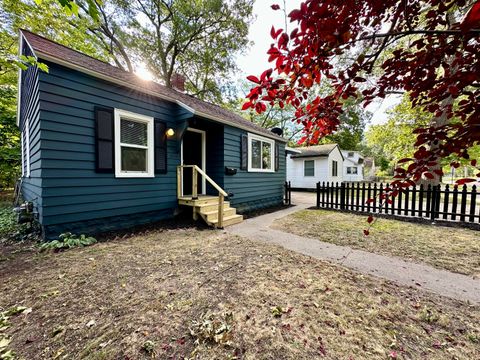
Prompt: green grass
<box><xmin>272</xmin><ymin>209</ymin><xmax>480</xmax><ymax>276</ymax></box>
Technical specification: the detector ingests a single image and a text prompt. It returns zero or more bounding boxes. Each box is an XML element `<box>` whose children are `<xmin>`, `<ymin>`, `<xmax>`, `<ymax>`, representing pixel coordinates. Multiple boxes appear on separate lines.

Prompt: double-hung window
<box><xmin>347</xmin><ymin>166</ymin><xmax>358</xmax><ymax>174</ymax></box>
<box><xmin>248</xmin><ymin>133</ymin><xmax>274</xmax><ymax>172</ymax></box>
<box><xmin>304</xmin><ymin>160</ymin><xmax>315</xmax><ymax>177</ymax></box>
<box><xmin>114</xmin><ymin>109</ymin><xmax>154</xmax><ymax>178</ymax></box>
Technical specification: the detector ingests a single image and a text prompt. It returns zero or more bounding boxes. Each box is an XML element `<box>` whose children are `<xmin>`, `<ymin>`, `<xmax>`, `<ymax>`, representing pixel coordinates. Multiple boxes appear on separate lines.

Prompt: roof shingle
<box><xmin>21</xmin><ymin>30</ymin><xmax>285</xmax><ymax>142</ymax></box>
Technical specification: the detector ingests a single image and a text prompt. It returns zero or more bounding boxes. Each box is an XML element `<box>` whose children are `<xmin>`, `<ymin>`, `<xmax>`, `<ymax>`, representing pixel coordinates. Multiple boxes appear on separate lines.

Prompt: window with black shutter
<box><xmin>240</xmin><ymin>134</ymin><xmax>248</xmax><ymax>170</ymax></box>
<box><xmin>154</xmin><ymin>120</ymin><xmax>167</xmax><ymax>174</ymax></box>
<box><xmin>275</xmin><ymin>143</ymin><xmax>280</xmax><ymax>171</ymax></box>
<box><xmin>95</xmin><ymin>107</ymin><xmax>115</xmax><ymax>173</ymax></box>
<box><xmin>114</xmin><ymin>109</ymin><xmax>155</xmax><ymax>178</ymax></box>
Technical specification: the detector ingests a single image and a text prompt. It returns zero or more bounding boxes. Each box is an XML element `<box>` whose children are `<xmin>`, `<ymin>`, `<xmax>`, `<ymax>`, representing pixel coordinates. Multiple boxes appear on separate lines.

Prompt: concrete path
<box><xmin>228</xmin><ymin>192</ymin><xmax>480</xmax><ymax>304</ymax></box>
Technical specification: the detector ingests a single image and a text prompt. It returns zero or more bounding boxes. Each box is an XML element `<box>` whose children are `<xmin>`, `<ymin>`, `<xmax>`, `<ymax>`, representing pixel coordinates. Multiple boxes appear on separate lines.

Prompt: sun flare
<box><xmin>135</xmin><ymin>64</ymin><xmax>154</xmax><ymax>81</ymax></box>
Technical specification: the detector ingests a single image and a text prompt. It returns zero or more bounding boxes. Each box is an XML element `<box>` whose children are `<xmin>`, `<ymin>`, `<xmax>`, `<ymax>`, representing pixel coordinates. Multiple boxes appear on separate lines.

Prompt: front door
<box><xmin>182</xmin><ymin>129</ymin><xmax>205</xmax><ymax>195</ymax></box>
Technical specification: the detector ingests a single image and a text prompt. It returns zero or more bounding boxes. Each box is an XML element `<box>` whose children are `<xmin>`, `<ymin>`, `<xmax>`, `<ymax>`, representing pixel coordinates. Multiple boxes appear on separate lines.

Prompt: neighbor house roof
<box><xmin>20</xmin><ymin>30</ymin><xmax>286</xmax><ymax>142</ymax></box>
<box><xmin>290</xmin><ymin>144</ymin><xmax>343</xmax><ymax>159</ymax></box>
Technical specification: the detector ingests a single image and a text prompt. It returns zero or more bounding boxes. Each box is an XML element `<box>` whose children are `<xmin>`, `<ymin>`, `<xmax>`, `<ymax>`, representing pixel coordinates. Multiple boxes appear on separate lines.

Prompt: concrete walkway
<box><xmin>228</xmin><ymin>192</ymin><xmax>480</xmax><ymax>304</ymax></box>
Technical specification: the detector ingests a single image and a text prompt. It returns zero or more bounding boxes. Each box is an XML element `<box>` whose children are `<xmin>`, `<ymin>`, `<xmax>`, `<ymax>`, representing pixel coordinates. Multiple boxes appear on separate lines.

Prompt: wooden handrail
<box><xmin>178</xmin><ymin>165</ymin><xmax>228</xmax><ymax>197</ymax></box>
<box><xmin>177</xmin><ymin>165</ymin><xmax>228</xmax><ymax>228</ymax></box>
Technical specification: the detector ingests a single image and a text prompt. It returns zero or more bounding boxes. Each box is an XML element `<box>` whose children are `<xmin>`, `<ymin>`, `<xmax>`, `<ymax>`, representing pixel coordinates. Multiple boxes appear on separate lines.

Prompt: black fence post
<box><xmin>419</xmin><ymin>184</ymin><xmax>424</xmax><ymax>217</ymax></box>
<box><xmin>430</xmin><ymin>185</ymin><xmax>437</xmax><ymax>222</ymax></box>
<box><xmin>443</xmin><ymin>185</ymin><xmax>449</xmax><ymax>220</ymax></box>
<box><xmin>452</xmin><ymin>185</ymin><xmax>458</xmax><ymax>221</ymax></box>
<box><xmin>316</xmin><ymin>182</ymin><xmax>320</xmax><ymax>208</ymax></box>
<box><xmin>335</xmin><ymin>182</ymin><xmax>339</xmax><ymax>209</ymax></box>
<box><xmin>411</xmin><ymin>185</ymin><xmax>417</xmax><ymax>217</ymax></box>
<box><xmin>460</xmin><ymin>184</ymin><xmax>468</xmax><ymax>222</ymax></box>
<box><xmin>361</xmin><ymin>183</ymin><xmax>366</xmax><ymax>212</ymax></box>
<box><xmin>469</xmin><ymin>185</ymin><xmax>477</xmax><ymax>222</ymax></box>
<box><xmin>322</xmin><ymin>182</ymin><xmax>326</xmax><ymax>207</ymax></box>
<box><xmin>426</xmin><ymin>184</ymin><xmax>432</xmax><ymax>218</ymax></box>
<box><xmin>340</xmin><ymin>182</ymin><xmax>346</xmax><ymax>210</ymax></box>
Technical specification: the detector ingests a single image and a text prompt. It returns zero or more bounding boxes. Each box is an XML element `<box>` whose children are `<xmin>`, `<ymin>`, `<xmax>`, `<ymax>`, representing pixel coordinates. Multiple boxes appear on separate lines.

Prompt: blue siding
<box><xmin>37</xmin><ymin>61</ymin><xmax>181</xmax><ymax>236</ymax></box>
<box><xmin>19</xmin><ymin>40</ymin><xmax>42</xmax><ymax>218</ymax></box>
<box><xmin>22</xmin><ymin>59</ymin><xmax>286</xmax><ymax>238</ymax></box>
<box><xmin>223</xmin><ymin>125</ymin><xmax>286</xmax><ymax>212</ymax></box>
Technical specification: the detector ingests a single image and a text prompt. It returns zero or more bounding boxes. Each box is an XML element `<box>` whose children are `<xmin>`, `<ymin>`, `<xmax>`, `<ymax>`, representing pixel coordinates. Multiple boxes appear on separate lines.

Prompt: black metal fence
<box><xmin>316</xmin><ymin>182</ymin><xmax>480</xmax><ymax>224</ymax></box>
<box><xmin>284</xmin><ymin>181</ymin><xmax>292</xmax><ymax>205</ymax></box>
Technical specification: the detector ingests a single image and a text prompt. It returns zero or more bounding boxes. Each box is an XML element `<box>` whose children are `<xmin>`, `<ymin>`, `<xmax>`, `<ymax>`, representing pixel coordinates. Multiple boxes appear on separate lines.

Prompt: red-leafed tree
<box><xmin>244</xmin><ymin>0</ymin><xmax>480</xmax><ymax>187</ymax></box>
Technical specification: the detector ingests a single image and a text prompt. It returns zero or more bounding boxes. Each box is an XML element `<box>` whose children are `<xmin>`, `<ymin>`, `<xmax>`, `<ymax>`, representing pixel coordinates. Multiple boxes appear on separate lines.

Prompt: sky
<box><xmin>235</xmin><ymin>0</ymin><xmax>401</xmax><ymax>126</ymax></box>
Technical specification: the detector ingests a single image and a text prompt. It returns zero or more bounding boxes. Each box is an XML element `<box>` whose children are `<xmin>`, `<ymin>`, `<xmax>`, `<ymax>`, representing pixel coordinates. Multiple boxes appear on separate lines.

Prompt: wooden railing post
<box><xmin>218</xmin><ymin>193</ymin><xmax>224</xmax><ymax>228</ymax></box>
<box><xmin>316</xmin><ymin>182</ymin><xmax>320</xmax><ymax>208</ymax></box>
<box><xmin>177</xmin><ymin>166</ymin><xmax>182</xmax><ymax>198</ymax></box>
<box><xmin>192</xmin><ymin>166</ymin><xmax>198</xmax><ymax>199</ymax></box>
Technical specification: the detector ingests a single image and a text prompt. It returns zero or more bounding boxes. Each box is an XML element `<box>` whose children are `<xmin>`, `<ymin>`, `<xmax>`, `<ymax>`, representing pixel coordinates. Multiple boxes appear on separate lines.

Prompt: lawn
<box><xmin>272</xmin><ymin>209</ymin><xmax>480</xmax><ymax>276</ymax></box>
<box><xmin>1</xmin><ymin>227</ymin><xmax>479</xmax><ymax>359</ymax></box>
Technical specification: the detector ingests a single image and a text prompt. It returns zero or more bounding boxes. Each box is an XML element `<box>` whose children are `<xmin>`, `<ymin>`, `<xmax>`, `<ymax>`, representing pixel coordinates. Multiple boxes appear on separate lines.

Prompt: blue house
<box><xmin>17</xmin><ymin>30</ymin><xmax>287</xmax><ymax>239</ymax></box>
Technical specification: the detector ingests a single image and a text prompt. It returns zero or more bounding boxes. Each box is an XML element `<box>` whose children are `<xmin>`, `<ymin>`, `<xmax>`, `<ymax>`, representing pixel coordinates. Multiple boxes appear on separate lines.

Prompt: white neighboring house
<box><xmin>286</xmin><ymin>144</ymin><xmax>344</xmax><ymax>189</ymax></box>
<box><xmin>341</xmin><ymin>150</ymin><xmax>364</xmax><ymax>182</ymax></box>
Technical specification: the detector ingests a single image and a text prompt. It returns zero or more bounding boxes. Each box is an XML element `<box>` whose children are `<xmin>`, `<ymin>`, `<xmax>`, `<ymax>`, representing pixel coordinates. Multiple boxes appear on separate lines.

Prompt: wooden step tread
<box><xmin>210</xmin><ymin>214</ymin><xmax>243</xmax><ymax>227</ymax></box>
<box><xmin>201</xmin><ymin>208</ymin><xmax>235</xmax><ymax>216</ymax></box>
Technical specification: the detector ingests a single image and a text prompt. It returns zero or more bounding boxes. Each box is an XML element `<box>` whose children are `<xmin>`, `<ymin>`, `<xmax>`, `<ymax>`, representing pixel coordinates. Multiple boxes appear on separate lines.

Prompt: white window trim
<box><xmin>114</xmin><ymin>109</ymin><xmax>154</xmax><ymax>178</ymax></box>
<box><xmin>247</xmin><ymin>133</ymin><xmax>275</xmax><ymax>173</ymax></box>
<box><xmin>304</xmin><ymin>159</ymin><xmax>315</xmax><ymax>177</ymax></box>
<box><xmin>180</xmin><ymin>127</ymin><xmax>207</xmax><ymax>194</ymax></box>
<box><xmin>21</xmin><ymin>129</ymin><xmax>24</xmax><ymax>177</ymax></box>
<box><xmin>21</xmin><ymin>118</ymin><xmax>31</xmax><ymax>178</ymax></box>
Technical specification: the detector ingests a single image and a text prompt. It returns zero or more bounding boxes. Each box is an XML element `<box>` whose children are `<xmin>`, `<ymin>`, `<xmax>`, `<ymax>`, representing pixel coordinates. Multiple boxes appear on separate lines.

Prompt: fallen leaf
<box><xmin>86</xmin><ymin>320</ymin><xmax>96</xmax><ymax>328</ymax></box>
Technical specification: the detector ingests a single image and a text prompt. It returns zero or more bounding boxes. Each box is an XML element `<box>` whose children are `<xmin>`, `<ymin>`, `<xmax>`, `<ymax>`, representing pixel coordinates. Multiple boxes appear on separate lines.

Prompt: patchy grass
<box><xmin>272</xmin><ymin>209</ymin><xmax>480</xmax><ymax>276</ymax></box>
<box><xmin>1</xmin><ymin>227</ymin><xmax>479</xmax><ymax>359</ymax></box>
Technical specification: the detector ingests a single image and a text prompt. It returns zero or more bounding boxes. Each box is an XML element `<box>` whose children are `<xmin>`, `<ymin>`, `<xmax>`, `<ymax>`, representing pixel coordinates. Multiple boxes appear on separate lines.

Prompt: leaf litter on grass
<box><xmin>0</xmin><ymin>228</ymin><xmax>479</xmax><ymax>359</ymax></box>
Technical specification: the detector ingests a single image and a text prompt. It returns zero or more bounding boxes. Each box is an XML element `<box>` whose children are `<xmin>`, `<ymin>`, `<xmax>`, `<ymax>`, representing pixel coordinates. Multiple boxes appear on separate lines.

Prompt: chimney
<box><xmin>171</xmin><ymin>73</ymin><xmax>186</xmax><ymax>92</ymax></box>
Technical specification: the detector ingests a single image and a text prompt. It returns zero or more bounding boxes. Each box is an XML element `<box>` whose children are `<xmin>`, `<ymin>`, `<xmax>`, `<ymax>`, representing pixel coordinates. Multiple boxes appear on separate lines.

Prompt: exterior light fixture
<box><xmin>166</xmin><ymin>128</ymin><xmax>175</xmax><ymax>137</ymax></box>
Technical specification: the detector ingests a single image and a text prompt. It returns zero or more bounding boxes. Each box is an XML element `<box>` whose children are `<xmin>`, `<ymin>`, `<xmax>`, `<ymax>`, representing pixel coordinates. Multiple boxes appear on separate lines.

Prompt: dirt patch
<box><xmin>240</xmin><ymin>204</ymin><xmax>294</xmax><ymax>219</ymax></box>
<box><xmin>272</xmin><ymin>209</ymin><xmax>480</xmax><ymax>276</ymax></box>
<box><xmin>1</xmin><ymin>228</ymin><xmax>479</xmax><ymax>359</ymax></box>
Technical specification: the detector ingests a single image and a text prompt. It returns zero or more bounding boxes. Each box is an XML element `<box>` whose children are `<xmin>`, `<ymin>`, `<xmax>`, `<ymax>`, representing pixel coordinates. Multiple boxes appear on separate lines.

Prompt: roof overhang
<box><xmin>32</xmin><ymin>48</ymin><xmax>286</xmax><ymax>142</ymax></box>
<box><xmin>291</xmin><ymin>154</ymin><xmax>329</xmax><ymax>159</ymax></box>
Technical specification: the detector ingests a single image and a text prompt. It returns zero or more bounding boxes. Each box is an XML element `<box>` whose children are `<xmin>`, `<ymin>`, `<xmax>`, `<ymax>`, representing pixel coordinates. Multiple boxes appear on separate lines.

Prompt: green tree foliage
<box><xmin>0</xmin><ymin>86</ymin><xmax>20</xmax><ymax>189</ymax></box>
<box><xmin>320</xmin><ymin>98</ymin><xmax>371</xmax><ymax>151</ymax></box>
<box><xmin>115</xmin><ymin>0</ymin><xmax>254</xmax><ymax>102</ymax></box>
<box><xmin>365</xmin><ymin>96</ymin><xmax>431</xmax><ymax>174</ymax></box>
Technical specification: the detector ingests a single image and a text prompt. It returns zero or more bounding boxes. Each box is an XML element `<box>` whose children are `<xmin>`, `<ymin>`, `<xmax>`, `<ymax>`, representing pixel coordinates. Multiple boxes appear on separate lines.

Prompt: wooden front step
<box><xmin>178</xmin><ymin>195</ymin><xmax>242</xmax><ymax>228</ymax></box>
<box><xmin>201</xmin><ymin>207</ymin><xmax>236</xmax><ymax>222</ymax></box>
<box><xmin>209</xmin><ymin>214</ymin><xmax>243</xmax><ymax>227</ymax></box>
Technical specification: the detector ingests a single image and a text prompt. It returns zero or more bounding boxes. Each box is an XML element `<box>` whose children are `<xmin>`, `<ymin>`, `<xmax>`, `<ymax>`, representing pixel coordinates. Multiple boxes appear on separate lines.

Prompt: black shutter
<box><xmin>240</xmin><ymin>134</ymin><xmax>248</xmax><ymax>170</ymax></box>
<box><xmin>275</xmin><ymin>142</ymin><xmax>280</xmax><ymax>171</ymax></box>
<box><xmin>95</xmin><ymin>107</ymin><xmax>114</xmax><ymax>173</ymax></box>
<box><xmin>154</xmin><ymin>119</ymin><xmax>167</xmax><ymax>174</ymax></box>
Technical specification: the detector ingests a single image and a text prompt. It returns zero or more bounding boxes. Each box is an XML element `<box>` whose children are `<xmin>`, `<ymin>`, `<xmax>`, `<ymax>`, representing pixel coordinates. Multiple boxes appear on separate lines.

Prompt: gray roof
<box><xmin>21</xmin><ymin>30</ymin><xmax>286</xmax><ymax>142</ymax></box>
<box><xmin>290</xmin><ymin>144</ymin><xmax>341</xmax><ymax>158</ymax></box>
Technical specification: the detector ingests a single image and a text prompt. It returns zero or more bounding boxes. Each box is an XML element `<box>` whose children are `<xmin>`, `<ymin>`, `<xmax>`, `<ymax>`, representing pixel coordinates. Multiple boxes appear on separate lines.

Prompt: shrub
<box><xmin>0</xmin><ymin>202</ymin><xmax>39</xmax><ymax>242</ymax></box>
<box><xmin>0</xmin><ymin>207</ymin><xmax>17</xmax><ymax>238</ymax></box>
<box><xmin>39</xmin><ymin>232</ymin><xmax>97</xmax><ymax>252</ymax></box>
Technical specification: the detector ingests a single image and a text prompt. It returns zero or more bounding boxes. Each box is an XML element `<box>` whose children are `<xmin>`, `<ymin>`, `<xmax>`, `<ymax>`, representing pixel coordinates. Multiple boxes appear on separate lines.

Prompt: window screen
<box><xmin>121</xmin><ymin>119</ymin><xmax>148</xmax><ymax>146</ymax></box>
<box><xmin>304</xmin><ymin>160</ymin><xmax>314</xmax><ymax>176</ymax></box>
<box><xmin>251</xmin><ymin>139</ymin><xmax>262</xmax><ymax>169</ymax></box>
<box><xmin>262</xmin><ymin>142</ymin><xmax>272</xmax><ymax>170</ymax></box>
